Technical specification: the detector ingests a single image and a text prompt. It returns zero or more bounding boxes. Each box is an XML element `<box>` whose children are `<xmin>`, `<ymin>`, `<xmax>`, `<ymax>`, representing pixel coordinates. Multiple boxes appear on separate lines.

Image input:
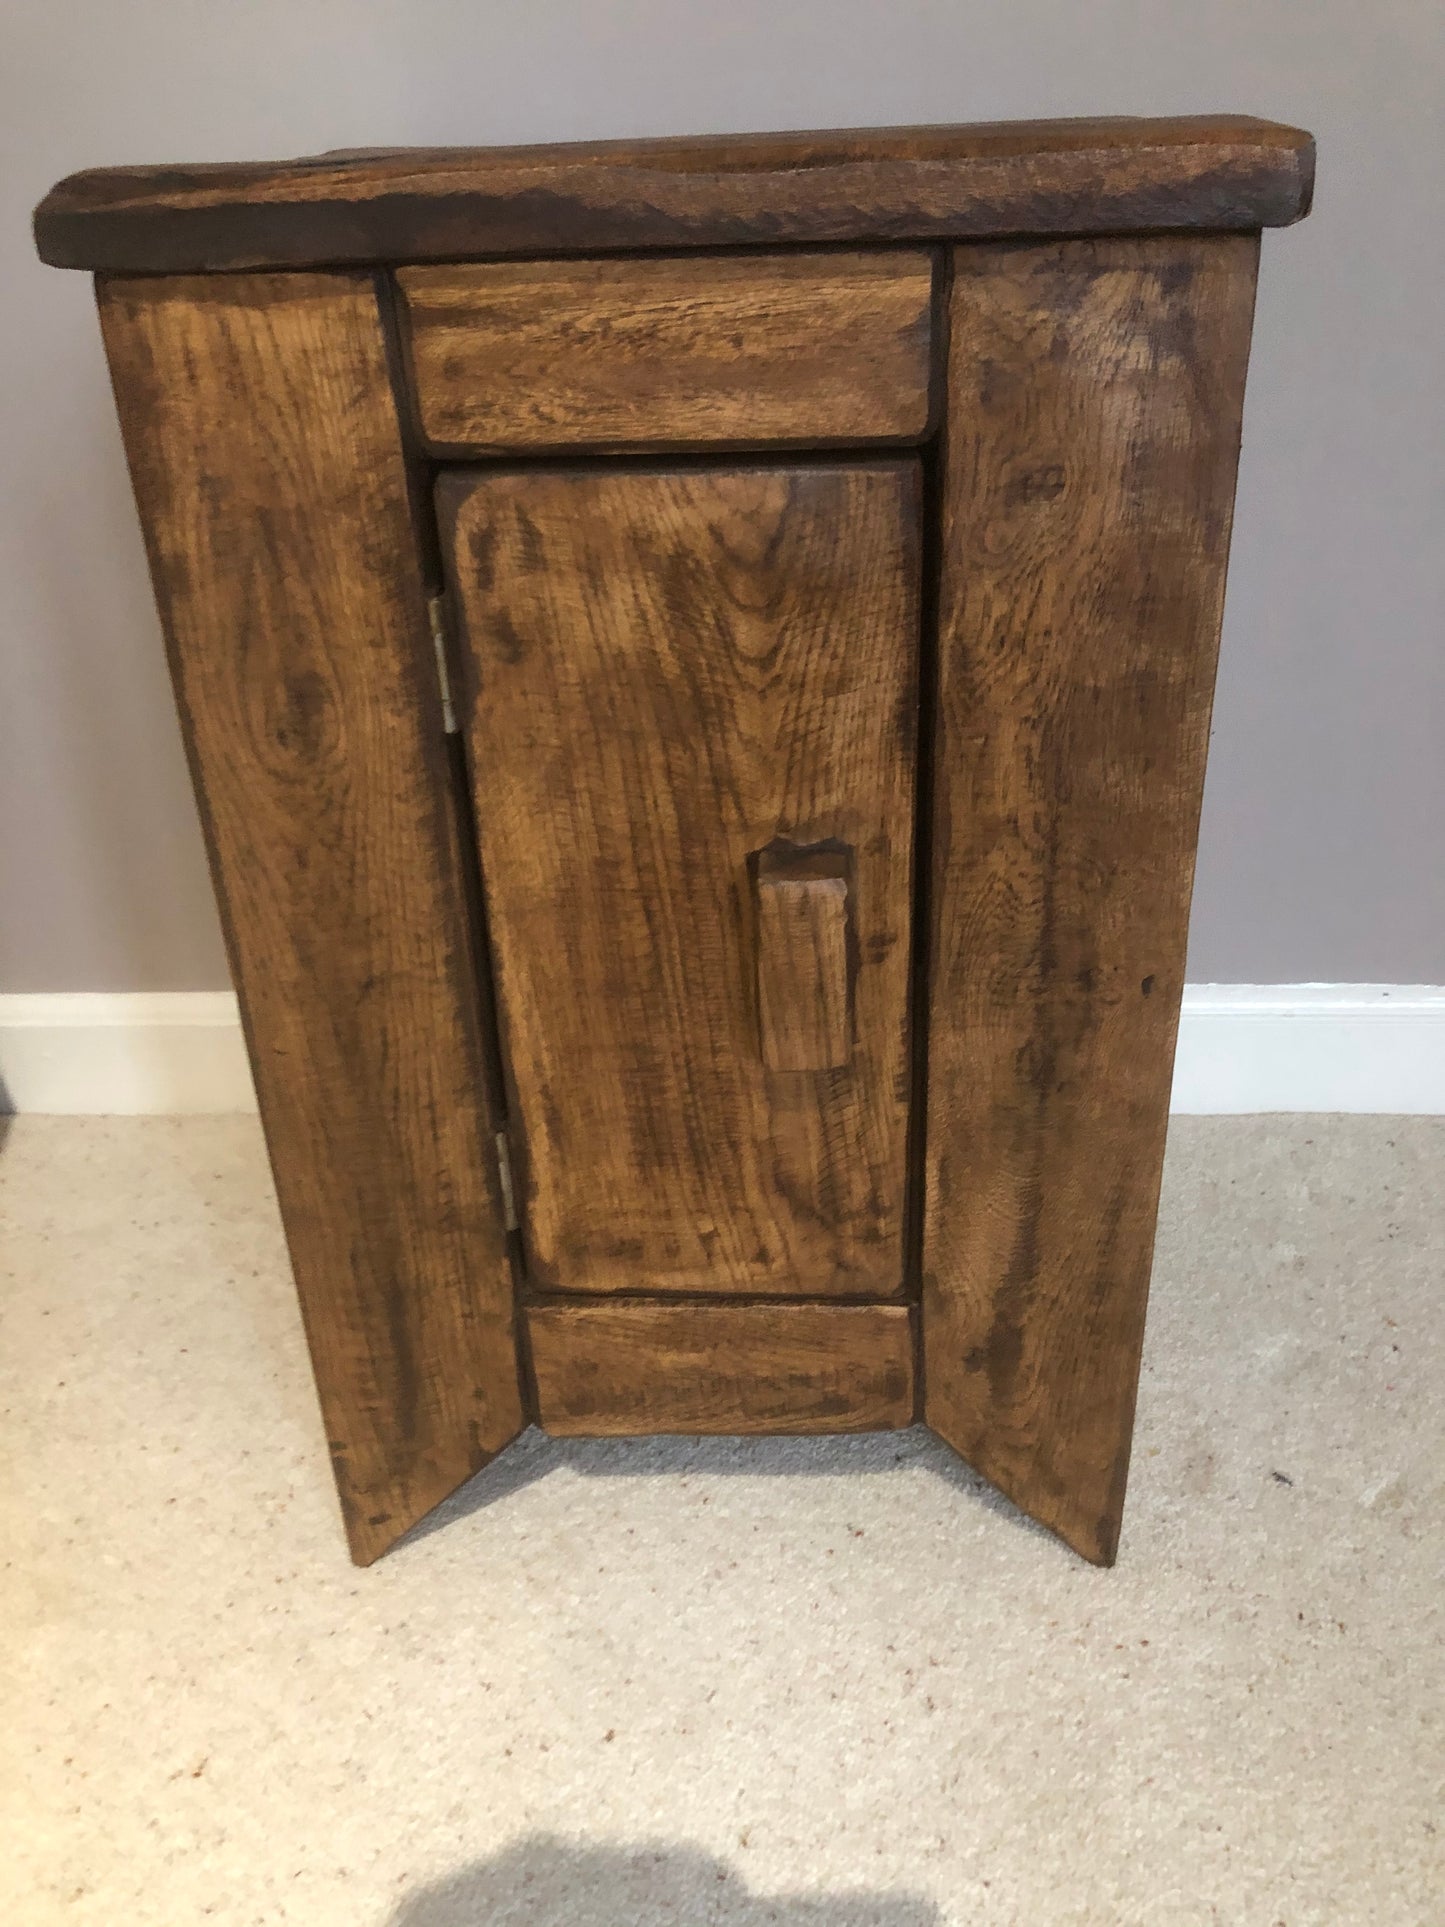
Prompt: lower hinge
<box><xmin>428</xmin><ymin>593</ymin><xmax>459</xmax><ymax>735</ymax></box>
<box><xmin>495</xmin><ymin>1130</ymin><xmax>519</xmax><ymax>1232</ymax></box>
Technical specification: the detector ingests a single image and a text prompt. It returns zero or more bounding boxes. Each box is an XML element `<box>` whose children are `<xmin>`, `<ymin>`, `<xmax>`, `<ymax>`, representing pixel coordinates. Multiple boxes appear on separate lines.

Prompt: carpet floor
<box><xmin>2</xmin><ymin>1115</ymin><xmax>1440</xmax><ymax>1925</ymax></box>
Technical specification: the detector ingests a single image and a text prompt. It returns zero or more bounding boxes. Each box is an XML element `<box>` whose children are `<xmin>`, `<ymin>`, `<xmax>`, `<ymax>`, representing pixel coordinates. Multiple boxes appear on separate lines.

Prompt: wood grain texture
<box><xmin>36</xmin><ymin>118</ymin><xmax>1314</xmax><ymax>274</ymax></box>
<box><xmin>97</xmin><ymin>272</ymin><xmax>525</xmax><ymax>1565</ymax></box>
<box><xmin>529</xmin><ymin>1300</ymin><xmax>914</xmax><ymax>1435</ymax></box>
<box><xmin>397</xmin><ymin>252</ymin><xmax>933</xmax><ymax>451</ymax></box>
<box><xmin>922</xmin><ymin>235</ymin><xmax>1261</xmax><ymax>1565</ymax></box>
<box><xmin>440</xmin><ymin>461</ymin><xmax>919</xmax><ymax>1301</ymax></box>
<box><xmin>755</xmin><ymin>849</ymin><xmax>852</xmax><ymax>1074</ymax></box>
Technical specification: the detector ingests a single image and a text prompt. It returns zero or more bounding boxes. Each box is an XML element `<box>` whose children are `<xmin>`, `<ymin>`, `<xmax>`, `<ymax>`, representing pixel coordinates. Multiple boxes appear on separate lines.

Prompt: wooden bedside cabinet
<box><xmin>34</xmin><ymin>116</ymin><xmax>1314</xmax><ymax>1566</ymax></box>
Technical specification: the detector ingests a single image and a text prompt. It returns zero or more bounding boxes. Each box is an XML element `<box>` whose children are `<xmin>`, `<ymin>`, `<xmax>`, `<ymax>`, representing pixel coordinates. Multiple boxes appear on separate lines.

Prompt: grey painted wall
<box><xmin>3</xmin><ymin>0</ymin><xmax>1441</xmax><ymax>991</ymax></box>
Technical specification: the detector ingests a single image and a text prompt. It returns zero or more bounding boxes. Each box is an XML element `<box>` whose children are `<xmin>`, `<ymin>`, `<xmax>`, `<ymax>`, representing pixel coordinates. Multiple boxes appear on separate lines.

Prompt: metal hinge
<box><xmin>427</xmin><ymin>593</ymin><xmax>459</xmax><ymax>735</ymax></box>
<box><xmin>494</xmin><ymin>1130</ymin><xmax>519</xmax><ymax>1232</ymax></box>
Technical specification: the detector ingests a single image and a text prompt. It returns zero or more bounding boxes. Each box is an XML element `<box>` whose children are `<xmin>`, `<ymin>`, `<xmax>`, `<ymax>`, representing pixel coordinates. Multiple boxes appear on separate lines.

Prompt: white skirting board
<box><xmin>0</xmin><ymin>985</ymin><xmax>1442</xmax><ymax>1117</ymax></box>
<box><xmin>1169</xmin><ymin>984</ymin><xmax>1445</xmax><ymax>1115</ymax></box>
<box><xmin>0</xmin><ymin>993</ymin><xmax>254</xmax><ymax>1117</ymax></box>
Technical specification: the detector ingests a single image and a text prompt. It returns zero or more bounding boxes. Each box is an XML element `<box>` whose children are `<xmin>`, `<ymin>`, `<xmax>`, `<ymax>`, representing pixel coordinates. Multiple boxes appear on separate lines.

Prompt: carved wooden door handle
<box><xmin>753</xmin><ymin>843</ymin><xmax>853</xmax><ymax>1072</ymax></box>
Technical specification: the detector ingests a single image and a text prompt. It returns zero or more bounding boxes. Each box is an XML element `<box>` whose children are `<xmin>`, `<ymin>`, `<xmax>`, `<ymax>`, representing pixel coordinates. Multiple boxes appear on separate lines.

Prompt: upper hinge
<box><xmin>495</xmin><ymin>1129</ymin><xmax>519</xmax><ymax>1233</ymax></box>
<box><xmin>427</xmin><ymin>592</ymin><xmax>459</xmax><ymax>735</ymax></box>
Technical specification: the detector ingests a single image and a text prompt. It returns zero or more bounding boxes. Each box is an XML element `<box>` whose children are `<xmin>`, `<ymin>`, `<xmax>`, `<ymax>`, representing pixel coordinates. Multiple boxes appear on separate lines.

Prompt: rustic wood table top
<box><xmin>34</xmin><ymin>115</ymin><xmax>1313</xmax><ymax>272</ymax></box>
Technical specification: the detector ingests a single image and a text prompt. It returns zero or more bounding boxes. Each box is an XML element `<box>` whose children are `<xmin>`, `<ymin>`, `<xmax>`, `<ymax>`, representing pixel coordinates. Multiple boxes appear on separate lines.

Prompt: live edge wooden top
<box><xmin>34</xmin><ymin>116</ymin><xmax>1313</xmax><ymax>274</ymax></box>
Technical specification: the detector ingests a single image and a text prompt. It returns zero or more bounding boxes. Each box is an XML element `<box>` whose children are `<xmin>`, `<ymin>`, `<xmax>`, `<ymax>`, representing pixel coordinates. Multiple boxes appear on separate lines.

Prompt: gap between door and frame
<box><xmin>901</xmin><ymin>245</ymin><xmax>952</xmax><ymax>1425</ymax></box>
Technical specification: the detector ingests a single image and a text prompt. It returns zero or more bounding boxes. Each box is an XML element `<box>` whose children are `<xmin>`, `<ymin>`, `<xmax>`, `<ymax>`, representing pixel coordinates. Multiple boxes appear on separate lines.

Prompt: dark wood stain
<box><xmin>36</xmin><ymin>118</ymin><xmax>1312</xmax><ymax>273</ymax></box>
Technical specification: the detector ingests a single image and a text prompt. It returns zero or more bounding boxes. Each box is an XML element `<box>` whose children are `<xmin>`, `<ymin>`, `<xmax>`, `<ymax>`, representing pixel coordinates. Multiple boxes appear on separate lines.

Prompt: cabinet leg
<box><xmin>921</xmin><ymin>236</ymin><xmax>1260</xmax><ymax>1562</ymax></box>
<box><xmin>99</xmin><ymin>272</ymin><xmax>525</xmax><ymax>1563</ymax></box>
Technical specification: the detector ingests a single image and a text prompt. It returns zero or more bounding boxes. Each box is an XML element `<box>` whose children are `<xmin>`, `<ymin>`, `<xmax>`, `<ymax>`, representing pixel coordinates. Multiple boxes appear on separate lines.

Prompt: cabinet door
<box><xmin>440</xmin><ymin>461</ymin><xmax>920</xmax><ymax>1300</ymax></box>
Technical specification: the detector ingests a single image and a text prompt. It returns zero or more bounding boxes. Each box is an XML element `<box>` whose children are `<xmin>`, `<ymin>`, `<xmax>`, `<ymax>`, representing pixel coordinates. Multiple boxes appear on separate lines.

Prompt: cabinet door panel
<box><xmin>441</xmin><ymin>461</ymin><xmax>920</xmax><ymax>1299</ymax></box>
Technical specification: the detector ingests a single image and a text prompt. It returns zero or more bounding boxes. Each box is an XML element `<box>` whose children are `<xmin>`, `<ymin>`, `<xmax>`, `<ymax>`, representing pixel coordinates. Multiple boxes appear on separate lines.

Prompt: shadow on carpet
<box><xmin>391</xmin><ymin>1833</ymin><xmax>941</xmax><ymax>1925</ymax></box>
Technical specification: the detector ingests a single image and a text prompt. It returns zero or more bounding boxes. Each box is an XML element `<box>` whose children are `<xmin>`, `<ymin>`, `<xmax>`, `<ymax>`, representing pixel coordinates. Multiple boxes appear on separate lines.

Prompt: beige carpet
<box><xmin>2</xmin><ymin>1115</ymin><xmax>1440</xmax><ymax>1925</ymax></box>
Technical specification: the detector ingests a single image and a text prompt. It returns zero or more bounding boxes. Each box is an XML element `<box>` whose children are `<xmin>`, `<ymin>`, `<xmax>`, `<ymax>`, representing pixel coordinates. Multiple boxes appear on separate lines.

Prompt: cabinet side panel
<box><xmin>922</xmin><ymin>235</ymin><xmax>1259</xmax><ymax>1563</ymax></box>
<box><xmin>98</xmin><ymin>272</ymin><xmax>524</xmax><ymax>1564</ymax></box>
